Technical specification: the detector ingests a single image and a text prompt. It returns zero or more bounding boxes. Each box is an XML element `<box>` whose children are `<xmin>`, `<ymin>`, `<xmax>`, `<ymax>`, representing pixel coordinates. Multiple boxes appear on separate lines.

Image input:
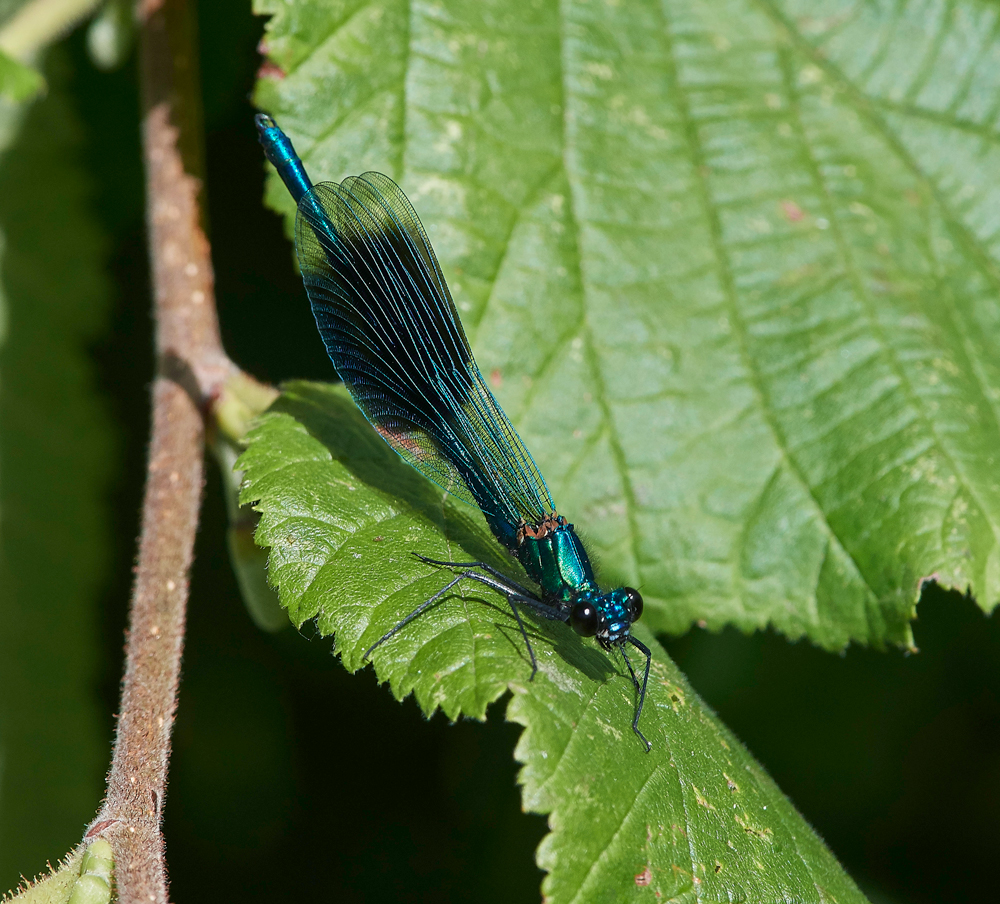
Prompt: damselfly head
<box><xmin>571</xmin><ymin>586</ymin><xmax>643</xmax><ymax>648</ymax></box>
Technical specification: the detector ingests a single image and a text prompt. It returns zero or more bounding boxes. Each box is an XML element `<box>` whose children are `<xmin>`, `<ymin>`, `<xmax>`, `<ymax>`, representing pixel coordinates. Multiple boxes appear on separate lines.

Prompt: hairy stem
<box><xmin>85</xmin><ymin>0</ymin><xmax>236</xmax><ymax>900</ymax></box>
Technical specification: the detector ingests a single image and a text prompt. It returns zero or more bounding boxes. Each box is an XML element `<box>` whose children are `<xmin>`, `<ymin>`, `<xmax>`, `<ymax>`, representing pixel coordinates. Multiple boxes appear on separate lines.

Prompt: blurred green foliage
<box><xmin>0</xmin><ymin>52</ymin><xmax>111</xmax><ymax>890</ymax></box>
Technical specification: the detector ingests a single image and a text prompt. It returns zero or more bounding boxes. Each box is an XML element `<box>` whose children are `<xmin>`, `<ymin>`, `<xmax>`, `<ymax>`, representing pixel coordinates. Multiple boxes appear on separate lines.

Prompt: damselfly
<box><xmin>256</xmin><ymin>114</ymin><xmax>652</xmax><ymax>749</ymax></box>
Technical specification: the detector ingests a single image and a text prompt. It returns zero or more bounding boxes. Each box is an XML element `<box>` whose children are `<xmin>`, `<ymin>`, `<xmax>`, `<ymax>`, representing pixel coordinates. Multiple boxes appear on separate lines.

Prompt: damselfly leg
<box><xmin>363</xmin><ymin>555</ymin><xmax>562</xmax><ymax>678</ymax></box>
<box><xmin>620</xmin><ymin>636</ymin><xmax>652</xmax><ymax>751</ymax></box>
<box><xmin>413</xmin><ymin>554</ymin><xmax>539</xmax><ymax>601</ymax></box>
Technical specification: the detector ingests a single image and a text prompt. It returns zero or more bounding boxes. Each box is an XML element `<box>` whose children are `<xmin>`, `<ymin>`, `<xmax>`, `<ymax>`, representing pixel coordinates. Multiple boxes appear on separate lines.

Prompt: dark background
<box><xmin>40</xmin><ymin>2</ymin><xmax>1000</xmax><ymax>900</ymax></box>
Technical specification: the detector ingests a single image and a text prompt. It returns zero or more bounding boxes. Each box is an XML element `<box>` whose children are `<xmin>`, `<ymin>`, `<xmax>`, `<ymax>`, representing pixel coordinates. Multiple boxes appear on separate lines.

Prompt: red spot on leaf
<box><xmin>635</xmin><ymin>866</ymin><xmax>653</xmax><ymax>886</ymax></box>
<box><xmin>257</xmin><ymin>61</ymin><xmax>285</xmax><ymax>80</ymax></box>
<box><xmin>781</xmin><ymin>200</ymin><xmax>805</xmax><ymax>222</ymax></box>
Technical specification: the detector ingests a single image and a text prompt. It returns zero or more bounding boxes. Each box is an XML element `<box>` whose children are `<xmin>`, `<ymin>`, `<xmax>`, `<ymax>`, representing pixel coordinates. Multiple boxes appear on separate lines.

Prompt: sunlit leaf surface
<box><xmin>255</xmin><ymin>0</ymin><xmax>1000</xmax><ymax>653</ymax></box>
<box><xmin>240</xmin><ymin>381</ymin><xmax>867</xmax><ymax>902</ymax></box>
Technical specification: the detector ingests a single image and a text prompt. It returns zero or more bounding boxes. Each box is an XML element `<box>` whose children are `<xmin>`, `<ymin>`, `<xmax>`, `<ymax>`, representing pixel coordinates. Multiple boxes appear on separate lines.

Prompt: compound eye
<box><xmin>570</xmin><ymin>600</ymin><xmax>598</xmax><ymax>637</ymax></box>
<box><xmin>624</xmin><ymin>587</ymin><xmax>643</xmax><ymax>621</ymax></box>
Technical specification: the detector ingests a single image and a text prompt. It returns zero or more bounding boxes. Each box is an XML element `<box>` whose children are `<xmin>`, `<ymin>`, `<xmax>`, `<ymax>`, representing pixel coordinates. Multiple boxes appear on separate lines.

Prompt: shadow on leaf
<box><xmin>270</xmin><ymin>380</ymin><xmax>616</xmax><ymax>685</ymax></box>
<box><xmin>274</xmin><ymin>380</ymin><xmax>498</xmax><ymax>559</ymax></box>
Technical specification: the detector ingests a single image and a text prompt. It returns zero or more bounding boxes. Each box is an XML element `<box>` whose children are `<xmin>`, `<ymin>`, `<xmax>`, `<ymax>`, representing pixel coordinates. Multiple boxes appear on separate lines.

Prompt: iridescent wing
<box><xmin>294</xmin><ymin>173</ymin><xmax>554</xmax><ymax>545</ymax></box>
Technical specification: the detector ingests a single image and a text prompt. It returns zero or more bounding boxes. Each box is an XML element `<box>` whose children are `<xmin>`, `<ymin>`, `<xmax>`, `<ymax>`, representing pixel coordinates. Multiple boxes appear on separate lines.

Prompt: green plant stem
<box><xmin>83</xmin><ymin>0</ymin><xmax>237</xmax><ymax>901</ymax></box>
<box><xmin>0</xmin><ymin>0</ymin><xmax>102</xmax><ymax>61</ymax></box>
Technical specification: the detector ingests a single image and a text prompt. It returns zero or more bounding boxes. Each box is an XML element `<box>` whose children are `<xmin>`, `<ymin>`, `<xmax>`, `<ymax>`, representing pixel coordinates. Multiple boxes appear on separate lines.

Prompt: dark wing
<box><xmin>294</xmin><ymin>173</ymin><xmax>554</xmax><ymax>544</ymax></box>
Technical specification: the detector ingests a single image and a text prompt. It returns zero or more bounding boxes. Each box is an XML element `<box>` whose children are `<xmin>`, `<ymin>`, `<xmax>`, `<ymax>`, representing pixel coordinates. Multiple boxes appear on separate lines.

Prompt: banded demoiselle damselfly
<box><xmin>256</xmin><ymin>114</ymin><xmax>652</xmax><ymax>750</ymax></box>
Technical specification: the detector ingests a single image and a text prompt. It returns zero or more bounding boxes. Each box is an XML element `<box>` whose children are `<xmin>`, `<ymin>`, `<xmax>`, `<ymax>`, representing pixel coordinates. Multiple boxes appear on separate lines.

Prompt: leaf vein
<box><xmin>776</xmin><ymin>40</ymin><xmax>1000</xmax><ymax>549</ymax></box>
<box><xmin>660</xmin><ymin>0</ymin><xmax>882</xmax><ymax>620</ymax></box>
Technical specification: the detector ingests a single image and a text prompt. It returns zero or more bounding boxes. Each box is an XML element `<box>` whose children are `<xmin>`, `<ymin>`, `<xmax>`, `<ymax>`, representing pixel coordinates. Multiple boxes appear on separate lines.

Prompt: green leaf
<box><xmin>239</xmin><ymin>380</ymin><xmax>868</xmax><ymax>902</ymax></box>
<box><xmin>211</xmin><ymin>372</ymin><xmax>286</xmax><ymax>631</ymax></box>
<box><xmin>0</xmin><ymin>50</ymin><xmax>43</xmax><ymax>102</ymax></box>
<box><xmin>238</xmin><ymin>382</ymin><xmax>511</xmax><ymax>717</ymax></box>
<box><xmin>2</xmin><ymin>839</ymin><xmax>112</xmax><ymax>904</ymax></box>
<box><xmin>2</xmin><ymin>849</ymin><xmax>83</xmax><ymax>904</ymax></box>
<box><xmin>254</xmin><ymin>0</ymin><xmax>1000</xmax><ymax>651</ymax></box>
<box><xmin>0</xmin><ymin>53</ymin><xmax>112</xmax><ymax>888</ymax></box>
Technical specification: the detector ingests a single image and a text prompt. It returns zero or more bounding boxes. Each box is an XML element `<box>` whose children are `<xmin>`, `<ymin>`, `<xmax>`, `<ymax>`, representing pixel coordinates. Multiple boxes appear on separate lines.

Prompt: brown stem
<box><xmin>85</xmin><ymin>0</ymin><xmax>237</xmax><ymax>900</ymax></box>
